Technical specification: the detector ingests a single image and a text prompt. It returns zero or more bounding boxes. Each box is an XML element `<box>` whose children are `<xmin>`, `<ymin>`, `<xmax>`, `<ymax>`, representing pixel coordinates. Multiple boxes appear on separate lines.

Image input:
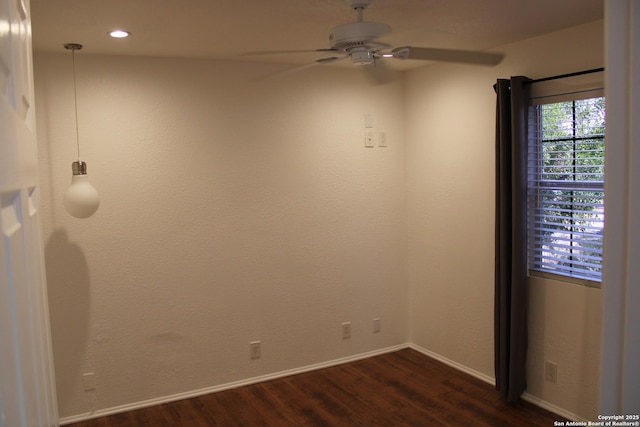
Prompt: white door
<box><xmin>0</xmin><ymin>0</ymin><xmax>59</xmax><ymax>425</ymax></box>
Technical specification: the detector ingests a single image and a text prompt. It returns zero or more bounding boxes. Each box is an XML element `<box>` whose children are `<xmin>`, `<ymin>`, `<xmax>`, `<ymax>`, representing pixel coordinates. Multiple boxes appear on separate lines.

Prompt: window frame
<box><xmin>526</xmin><ymin>92</ymin><xmax>605</xmax><ymax>287</ymax></box>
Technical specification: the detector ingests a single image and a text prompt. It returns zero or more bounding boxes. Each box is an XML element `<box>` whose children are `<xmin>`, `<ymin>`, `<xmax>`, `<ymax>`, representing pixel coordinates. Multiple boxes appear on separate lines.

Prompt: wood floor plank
<box><xmin>250</xmin><ymin>379</ymin><xmax>309</xmax><ymax>425</ymax></box>
<box><xmin>236</xmin><ymin>383</ymin><xmax>298</xmax><ymax>426</ymax></box>
<box><xmin>65</xmin><ymin>349</ymin><xmax>563</xmax><ymax>426</ymax></box>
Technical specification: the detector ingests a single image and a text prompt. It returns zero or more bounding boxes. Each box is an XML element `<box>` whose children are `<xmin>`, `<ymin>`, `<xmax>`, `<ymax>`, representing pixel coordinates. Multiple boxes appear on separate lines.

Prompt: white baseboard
<box><xmin>60</xmin><ymin>342</ymin><xmax>582</xmax><ymax>425</ymax></box>
<box><xmin>521</xmin><ymin>392</ymin><xmax>584</xmax><ymax>422</ymax></box>
<box><xmin>407</xmin><ymin>344</ymin><xmax>584</xmax><ymax>422</ymax></box>
<box><xmin>407</xmin><ymin>343</ymin><xmax>496</xmax><ymax>385</ymax></box>
<box><xmin>59</xmin><ymin>344</ymin><xmax>408</xmax><ymax>425</ymax></box>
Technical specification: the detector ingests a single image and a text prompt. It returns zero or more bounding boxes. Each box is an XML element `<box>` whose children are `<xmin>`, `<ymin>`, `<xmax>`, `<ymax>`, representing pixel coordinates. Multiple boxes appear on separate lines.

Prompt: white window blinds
<box><xmin>527</xmin><ymin>96</ymin><xmax>605</xmax><ymax>284</ymax></box>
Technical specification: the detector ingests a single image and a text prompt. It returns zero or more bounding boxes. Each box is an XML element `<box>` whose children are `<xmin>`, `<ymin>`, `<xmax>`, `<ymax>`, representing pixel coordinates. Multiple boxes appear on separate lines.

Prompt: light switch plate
<box><xmin>365</xmin><ymin>113</ymin><xmax>373</xmax><ymax>128</ymax></box>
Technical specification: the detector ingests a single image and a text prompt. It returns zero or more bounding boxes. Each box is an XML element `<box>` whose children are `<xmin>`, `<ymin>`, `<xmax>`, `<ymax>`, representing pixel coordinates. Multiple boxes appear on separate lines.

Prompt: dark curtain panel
<box><xmin>494</xmin><ymin>76</ymin><xmax>530</xmax><ymax>403</ymax></box>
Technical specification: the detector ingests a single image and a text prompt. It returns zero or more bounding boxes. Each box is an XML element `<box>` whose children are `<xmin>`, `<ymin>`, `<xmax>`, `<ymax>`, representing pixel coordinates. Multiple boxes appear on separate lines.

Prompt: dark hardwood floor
<box><xmin>65</xmin><ymin>348</ymin><xmax>563</xmax><ymax>426</ymax></box>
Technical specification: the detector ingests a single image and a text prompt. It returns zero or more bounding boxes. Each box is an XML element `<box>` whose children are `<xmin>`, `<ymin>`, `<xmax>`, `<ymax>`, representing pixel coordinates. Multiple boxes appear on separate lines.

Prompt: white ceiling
<box><xmin>30</xmin><ymin>0</ymin><xmax>603</xmax><ymax>71</ymax></box>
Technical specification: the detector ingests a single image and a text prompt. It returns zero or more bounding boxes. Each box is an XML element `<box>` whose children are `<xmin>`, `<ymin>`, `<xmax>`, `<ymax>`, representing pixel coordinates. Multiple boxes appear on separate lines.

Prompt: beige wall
<box><xmin>35</xmin><ymin>19</ymin><xmax>605</xmax><ymax>423</ymax></box>
<box><xmin>35</xmin><ymin>55</ymin><xmax>409</xmax><ymax>419</ymax></box>
<box><xmin>405</xmin><ymin>20</ymin><xmax>603</xmax><ymax>420</ymax></box>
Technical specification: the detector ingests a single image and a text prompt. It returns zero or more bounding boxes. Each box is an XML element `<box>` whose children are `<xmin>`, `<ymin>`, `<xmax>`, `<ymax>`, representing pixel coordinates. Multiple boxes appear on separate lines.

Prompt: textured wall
<box><xmin>405</xmin><ymin>20</ymin><xmax>604</xmax><ymax>420</ymax></box>
<box><xmin>35</xmin><ymin>55</ymin><xmax>409</xmax><ymax>418</ymax></box>
<box><xmin>35</xmin><ymin>20</ymin><xmax>607</xmax><ymax>422</ymax></box>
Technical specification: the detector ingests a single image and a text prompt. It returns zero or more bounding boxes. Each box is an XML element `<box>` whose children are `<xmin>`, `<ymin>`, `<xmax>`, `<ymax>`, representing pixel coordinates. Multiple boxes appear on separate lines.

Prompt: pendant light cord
<box><xmin>71</xmin><ymin>48</ymin><xmax>81</xmax><ymax>161</ymax></box>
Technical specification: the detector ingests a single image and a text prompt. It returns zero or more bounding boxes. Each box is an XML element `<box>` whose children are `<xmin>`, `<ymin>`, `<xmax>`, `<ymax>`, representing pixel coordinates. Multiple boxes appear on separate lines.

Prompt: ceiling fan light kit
<box><xmin>348</xmin><ymin>47</ymin><xmax>376</xmax><ymax>66</ymax></box>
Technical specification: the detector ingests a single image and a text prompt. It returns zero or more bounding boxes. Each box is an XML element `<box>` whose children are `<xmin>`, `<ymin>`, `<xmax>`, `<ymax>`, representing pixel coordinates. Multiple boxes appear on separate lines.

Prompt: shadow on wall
<box><xmin>45</xmin><ymin>229</ymin><xmax>91</xmax><ymax>409</ymax></box>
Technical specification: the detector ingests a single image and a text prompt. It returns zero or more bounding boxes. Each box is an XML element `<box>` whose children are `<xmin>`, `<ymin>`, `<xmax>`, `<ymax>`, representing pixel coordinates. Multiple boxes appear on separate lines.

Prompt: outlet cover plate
<box><xmin>342</xmin><ymin>322</ymin><xmax>351</xmax><ymax>339</ymax></box>
<box><xmin>250</xmin><ymin>341</ymin><xmax>261</xmax><ymax>359</ymax></box>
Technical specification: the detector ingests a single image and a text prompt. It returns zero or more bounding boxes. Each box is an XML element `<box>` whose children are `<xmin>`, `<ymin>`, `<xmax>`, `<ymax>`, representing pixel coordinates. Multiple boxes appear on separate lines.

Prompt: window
<box><xmin>527</xmin><ymin>95</ymin><xmax>605</xmax><ymax>285</ymax></box>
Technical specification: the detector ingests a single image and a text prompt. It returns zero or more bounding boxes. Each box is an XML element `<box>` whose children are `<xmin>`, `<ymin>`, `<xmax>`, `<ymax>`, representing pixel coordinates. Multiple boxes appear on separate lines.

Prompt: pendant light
<box><xmin>63</xmin><ymin>43</ymin><xmax>100</xmax><ymax>218</ymax></box>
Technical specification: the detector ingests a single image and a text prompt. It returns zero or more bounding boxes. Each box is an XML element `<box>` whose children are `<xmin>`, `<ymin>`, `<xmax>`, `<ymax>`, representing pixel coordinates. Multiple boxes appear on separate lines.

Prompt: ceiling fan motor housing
<box><xmin>329</xmin><ymin>21</ymin><xmax>391</xmax><ymax>51</ymax></box>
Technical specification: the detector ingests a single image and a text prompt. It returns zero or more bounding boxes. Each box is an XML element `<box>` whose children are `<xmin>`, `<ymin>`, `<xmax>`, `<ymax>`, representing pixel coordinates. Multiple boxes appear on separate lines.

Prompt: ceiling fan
<box><xmin>245</xmin><ymin>0</ymin><xmax>503</xmax><ymax>71</ymax></box>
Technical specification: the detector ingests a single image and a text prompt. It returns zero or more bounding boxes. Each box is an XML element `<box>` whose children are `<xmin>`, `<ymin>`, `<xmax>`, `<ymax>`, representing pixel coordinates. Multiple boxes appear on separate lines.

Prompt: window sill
<box><xmin>528</xmin><ymin>269</ymin><xmax>601</xmax><ymax>288</ymax></box>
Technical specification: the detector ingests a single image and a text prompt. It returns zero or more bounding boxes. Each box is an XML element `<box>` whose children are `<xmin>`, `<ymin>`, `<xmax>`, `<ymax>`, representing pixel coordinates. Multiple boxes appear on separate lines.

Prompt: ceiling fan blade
<box><xmin>241</xmin><ymin>48</ymin><xmax>337</xmax><ymax>57</ymax></box>
<box><xmin>316</xmin><ymin>56</ymin><xmax>347</xmax><ymax>64</ymax></box>
<box><xmin>252</xmin><ymin>56</ymin><xmax>348</xmax><ymax>81</ymax></box>
<box><xmin>257</xmin><ymin>62</ymin><xmax>322</xmax><ymax>80</ymax></box>
<box><xmin>391</xmin><ymin>46</ymin><xmax>504</xmax><ymax>66</ymax></box>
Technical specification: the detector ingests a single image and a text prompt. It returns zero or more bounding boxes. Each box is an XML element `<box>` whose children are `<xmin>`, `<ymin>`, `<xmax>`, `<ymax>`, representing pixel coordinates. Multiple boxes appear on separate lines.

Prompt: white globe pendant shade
<box><xmin>63</xmin><ymin>43</ymin><xmax>100</xmax><ymax>219</ymax></box>
<box><xmin>64</xmin><ymin>161</ymin><xmax>100</xmax><ymax>218</ymax></box>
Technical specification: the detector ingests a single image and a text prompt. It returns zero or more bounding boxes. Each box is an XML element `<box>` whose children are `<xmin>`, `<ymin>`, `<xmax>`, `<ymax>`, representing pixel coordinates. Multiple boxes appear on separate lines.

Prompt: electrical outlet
<box><xmin>342</xmin><ymin>322</ymin><xmax>351</xmax><ymax>339</ymax></box>
<box><xmin>250</xmin><ymin>341</ymin><xmax>261</xmax><ymax>359</ymax></box>
<box><xmin>545</xmin><ymin>361</ymin><xmax>557</xmax><ymax>383</ymax></box>
<box><xmin>373</xmin><ymin>318</ymin><xmax>381</xmax><ymax>333</ymax></box>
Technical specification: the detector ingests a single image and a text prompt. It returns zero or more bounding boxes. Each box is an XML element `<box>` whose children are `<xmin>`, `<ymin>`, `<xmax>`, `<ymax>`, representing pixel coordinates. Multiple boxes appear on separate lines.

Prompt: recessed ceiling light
<box><xmin>109</xmin><ymin>30</ymin><xmax>130</xmax><ymax>38</ymax></box>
